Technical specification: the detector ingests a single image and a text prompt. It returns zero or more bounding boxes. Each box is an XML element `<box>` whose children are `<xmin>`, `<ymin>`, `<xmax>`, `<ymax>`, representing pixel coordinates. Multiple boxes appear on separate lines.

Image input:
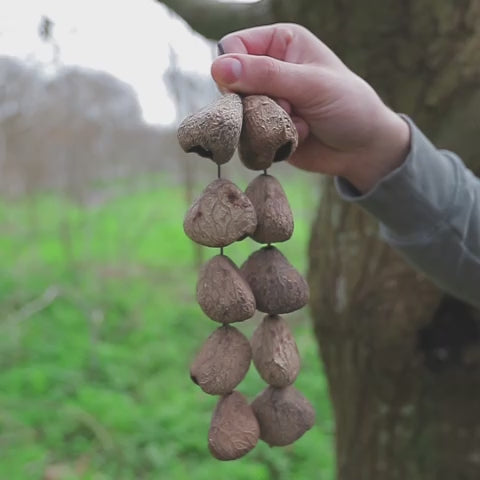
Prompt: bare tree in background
<box><xmin>0</xmin><ymin>56</ymin><xmax>185</xmax><ymax>200</ymax></box>
<box><xmin>161</xmin><ymin>1</ymin><xmax>480</xmax><ymax>479</ymax></box>
<box><xmin>38</xmin><ymin>16</ymin><xmax>60</xmax><ymax>65</ymax></box>
<box><xmin>164</xmin><ymin>47</ymin><xmax>218</xmax><ymax>269</ymax></box>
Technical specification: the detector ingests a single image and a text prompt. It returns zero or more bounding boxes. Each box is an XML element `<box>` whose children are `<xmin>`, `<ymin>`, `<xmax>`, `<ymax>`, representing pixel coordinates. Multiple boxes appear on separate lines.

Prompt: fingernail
<box><xmin>217</xmin><ymin>42</ymin><xmax>225</xmax><ymax>55</ymax></box>
<box><xmin>216</xmin><ymin>57</ymin><xmax>242</xmax><ymax>84</ymax></box>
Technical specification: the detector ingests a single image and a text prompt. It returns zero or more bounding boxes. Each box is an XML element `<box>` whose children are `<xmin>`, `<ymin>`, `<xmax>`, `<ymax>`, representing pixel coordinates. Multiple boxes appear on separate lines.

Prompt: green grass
<box><xmin>0</xmin><ymin>174</ymin><xmax>334</xmax><ymax>480</ymax></box>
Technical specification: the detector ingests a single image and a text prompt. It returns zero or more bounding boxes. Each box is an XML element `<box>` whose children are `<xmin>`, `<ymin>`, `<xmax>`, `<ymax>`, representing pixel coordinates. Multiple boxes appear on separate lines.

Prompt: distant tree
<box><xmin>161</xmin><ymin>1</ymin><xmax>480</xmax><ymax>479</ymax></box>
<box><xmin>164</xmin><ymin>48</ymin><xmax>218</xmax><ymax>269</ymax></box>
<box><xmin>0</xmin><ymin>57</ymin><xmax>173</xmax><ymax>198</ymax></box>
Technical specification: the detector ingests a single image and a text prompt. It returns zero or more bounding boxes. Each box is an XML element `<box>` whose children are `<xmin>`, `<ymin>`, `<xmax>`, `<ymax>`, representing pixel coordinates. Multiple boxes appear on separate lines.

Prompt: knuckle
<box><xmin>261</xmin><ymin>58</ymin><xmax>281</xmax><ymax>83</ymax></box>
<box><xmin>277</xmin><ymin>22</ymin><xmax>307</xmax><ymax>36</ymax></box>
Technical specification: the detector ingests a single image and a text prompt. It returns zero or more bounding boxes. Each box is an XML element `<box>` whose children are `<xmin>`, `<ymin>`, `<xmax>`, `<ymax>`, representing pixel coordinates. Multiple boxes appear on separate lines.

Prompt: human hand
<box><xmin>211</xmin><ymin>24</ymin><xmax>410</xmax><ymax>193</ymax></box>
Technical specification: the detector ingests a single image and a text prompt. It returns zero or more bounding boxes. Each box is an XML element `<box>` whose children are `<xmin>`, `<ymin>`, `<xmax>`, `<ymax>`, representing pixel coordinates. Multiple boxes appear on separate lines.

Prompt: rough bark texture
<box><xmin>161</xmin><ymin>0</ymin><xmax>274</xmax><ymax>40</ymax></box>
<box><xmin>163</xmin><ymin>0</ymin><xmax>480</xmax><ymax>478</ymax></box>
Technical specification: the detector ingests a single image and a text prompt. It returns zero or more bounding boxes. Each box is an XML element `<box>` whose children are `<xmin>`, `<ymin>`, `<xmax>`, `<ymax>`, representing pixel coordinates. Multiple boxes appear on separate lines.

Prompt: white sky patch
<box><xmin>0</xmin><ymin>0</ymin><xmax>215</xmax><ymax>125</ymax></box>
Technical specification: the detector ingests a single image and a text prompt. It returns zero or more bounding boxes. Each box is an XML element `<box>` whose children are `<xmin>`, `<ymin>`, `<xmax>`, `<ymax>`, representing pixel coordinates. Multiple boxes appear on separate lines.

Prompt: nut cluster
<box><xmin>177</xmin><ymin>93</ymin><xmax>315</xmax><ymax>461</ymax></box>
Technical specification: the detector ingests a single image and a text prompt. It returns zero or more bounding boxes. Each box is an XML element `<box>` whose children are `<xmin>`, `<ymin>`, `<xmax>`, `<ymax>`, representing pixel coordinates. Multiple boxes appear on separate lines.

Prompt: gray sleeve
<box><xmin>335</xmin><ymin>115</ymin><xmax>480</xmax><ymax>309</ymax></box>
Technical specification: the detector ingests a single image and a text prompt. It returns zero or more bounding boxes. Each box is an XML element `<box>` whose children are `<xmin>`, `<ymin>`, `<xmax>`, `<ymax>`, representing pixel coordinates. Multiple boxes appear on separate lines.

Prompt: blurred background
<box><xmin>0</xmin><ymin>0</ymin><xmax>332</xmax><ymax>478</ymax></box>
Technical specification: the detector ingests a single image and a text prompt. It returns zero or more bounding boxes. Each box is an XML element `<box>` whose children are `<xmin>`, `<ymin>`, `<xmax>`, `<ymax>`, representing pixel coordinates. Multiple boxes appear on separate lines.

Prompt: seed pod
<box><xmin>251</xmin><ymin>315</ymin><xmax>300</xmax><ymax>387</ymax></box>
<box><xmin>245</xmin><ymin>174</ymin><xmax>294</xmax><ymax>243</ymax></box>
<box><xmin>241</xmin><ymin>246</ymin><xmax>309</xmax><ymax>314</ymax></box>
<box><xmin>251</xmin><ymin>385</ymin><xmax>315</xmax><ymax>447</ymax></box>
<box><xmin>239</xmin><ymin>95</ymin><xmax>298</xmax><ymax>170</ymax></box>
<box><xmin>208</xmin><ymin>391</ymin><xmax>260</xmax><ymax>460</ymax></box>
<box><xmin>184</xmin><ymin>178</ymin><xmax>257</xmax><ymax>247</ymax></box>
<box><xmin>197</xmin><ymin>255</ymin><xmax>256</xmax><ymax>323</ymax></box>
<box><xmin>190</xmin><ymin>325</ymin><xmax>252</xmax><ymax>395</ymax></box>
<box><xmin>177</xmin><ymin>93</ymin><xmax>243</xmax><ymax>165</ymax></box>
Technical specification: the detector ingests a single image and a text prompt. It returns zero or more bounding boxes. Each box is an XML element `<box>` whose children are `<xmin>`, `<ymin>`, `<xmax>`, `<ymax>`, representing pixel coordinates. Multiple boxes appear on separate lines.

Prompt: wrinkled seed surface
<box><xmin>190</xmin><ymin>325</ymin><xmax>252</xmax><ymax>395</ymax></box>
<box><xmin>208</xmin><ymin>391</ymin><xmax>260</xmax><ymax>460</ymax></box>
<box><xmin>184</xmin><ymin>178</ymin><xmax>257</xmax><ymax>247</ymax></box>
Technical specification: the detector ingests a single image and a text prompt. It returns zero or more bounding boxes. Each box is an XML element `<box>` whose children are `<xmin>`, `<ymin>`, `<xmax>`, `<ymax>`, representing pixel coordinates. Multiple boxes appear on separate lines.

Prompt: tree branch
<box><xmin>160</xmin><ymin>0</ymin><xmax>274</xmax><ymax>40</ymax></box>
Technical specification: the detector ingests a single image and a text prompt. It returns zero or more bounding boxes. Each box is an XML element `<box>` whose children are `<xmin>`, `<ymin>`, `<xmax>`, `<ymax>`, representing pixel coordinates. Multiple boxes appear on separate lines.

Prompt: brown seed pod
<box><xmin>184</xmin><ymin>178</ymin><xmax>257</xmax><ymax>247</ymax></box>
<box><xmin>197</xmin><ymin>255</ymin><xmax>256</xmax><ymax>323</ymax></box>
<box><xmin>239</xmin><ymin>95</ymin><xmax>298</xmax><ymax>170</ymax></box>
<box><xmin>251</xmin><ymin>385</ymin><xmax>315</xmax><ymax>447</ymax></box>
<box><xmin>245</xmin><ymin>174</ymin><xmax>294</xmax><ymax>243</ymax></box>
<box><xmin>190</xmin><ymin>325</ymin><xmax>252</xmax><ymax>395</ymax></box>
<box><xmin>241</xmin><ymin>246</ymin><xmax>309</xmax><ymax>314</ymax></box>
<box><xmin>208</xmin><ymin>391</ymin><xmax>260</xmax><ymax>460</ymax></box>
<box><xmin>177</xmin><ymin>93</ymin><xmax>243</xmax><ymax>165</ymax></box>
<box><xmin>251</xmin><ymin>315</ymin><xmax>300</xmax><ymax>387</ymax></box>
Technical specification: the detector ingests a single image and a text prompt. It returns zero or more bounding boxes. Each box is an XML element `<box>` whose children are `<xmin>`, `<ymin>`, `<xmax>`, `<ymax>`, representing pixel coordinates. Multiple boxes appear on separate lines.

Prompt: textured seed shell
<box><xmin>208</xmin><ymin>391</ymin><xmax>260</xmax><ymax>460</ymax></box>
<box><xmin>197</xmin><ymin>255</ymin><xmax>256</xmax><ymax>323</ymax></box>
<box><xmin>251</xmin><ymin>386</ymin><xmax>315</xmax><ymax>447</ymax></box>
<box><xmin>190</xmin><ymin>325</ymin><xmax>252</xmax><ymax>395</ymax></box>
<box><xmin>241</xmin><ymin>246</ymin><xmax>309</xmax><ymax>314</ymax></box>
<box><xmin>245</xmin><ymin>174</ymin><xmax>294</xmax><ymax>243</ymax></box>
<box><xmin>239</xmin><ymin>95</ymin><xmax>298</xmax><ymax>170</ymax></box>
<box><xmin>177</xmin><ymin>93</ymin><xmax>243</xmax><ymax>165</ymax></box>
<box><xmin>251</xmin><ymin>315</ymin><xmax>300</xmax><ymax>387</ymax></box>
<box><xmin>184</xmin><ymin>178</ymin><xmax>257</xmax><ymax>247</ymax></box>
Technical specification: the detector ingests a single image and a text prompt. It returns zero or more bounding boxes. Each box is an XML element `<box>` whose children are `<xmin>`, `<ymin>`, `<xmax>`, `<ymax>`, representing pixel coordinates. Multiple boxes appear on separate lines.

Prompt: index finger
<box><xmin>220</xmin><ymin>24</ymin><xmax>296</xmax><ymax>60</ymax></box>
<box><xmin>219</xmin><ymin>23</ymin><xmax>339</xmax><ymax>66</ymax></box>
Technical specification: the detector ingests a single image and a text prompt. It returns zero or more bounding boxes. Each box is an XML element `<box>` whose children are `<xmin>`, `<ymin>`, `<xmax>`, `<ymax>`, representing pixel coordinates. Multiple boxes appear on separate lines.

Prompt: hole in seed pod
<box><xmin>274</xmin><ymin>142</ymin><xmax>292</xmax><ymax>162</ymax></box>
<box><xmin>188</xmin><ymin>146</ymin><xmax>213</xmax><ymax>159</ymax></box>
<box><xmin>227</xmin><ymin>192</ymin><xmax>238</xmax><ymax>203</ymax></box>
<box><xmin>190</xmin><ymin>374</ymin><xmax>199</xmax><ymax>385</ymax></box>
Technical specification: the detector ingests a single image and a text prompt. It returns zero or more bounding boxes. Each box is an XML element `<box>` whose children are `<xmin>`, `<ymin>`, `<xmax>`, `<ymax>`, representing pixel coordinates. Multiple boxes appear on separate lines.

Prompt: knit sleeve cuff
<box><xmin>335</xmin><ymin>115</ymin><xmax>460</xmax><ymax>243</ymax></box>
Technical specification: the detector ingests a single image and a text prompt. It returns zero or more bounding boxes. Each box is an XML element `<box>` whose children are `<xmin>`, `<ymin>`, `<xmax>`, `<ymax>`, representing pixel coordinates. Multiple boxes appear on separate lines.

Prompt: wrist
<box><xmin>343</xmin><ymin>110</ymin><xmax>411</xmax><ymax>194</ymax></box>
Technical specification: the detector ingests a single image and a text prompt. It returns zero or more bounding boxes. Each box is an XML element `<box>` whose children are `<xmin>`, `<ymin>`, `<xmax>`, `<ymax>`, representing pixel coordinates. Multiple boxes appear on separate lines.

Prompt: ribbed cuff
<box><xmin>335</xmin><ymin>115</ymin><xmax>460</xmax><ymax>243</ymax></box>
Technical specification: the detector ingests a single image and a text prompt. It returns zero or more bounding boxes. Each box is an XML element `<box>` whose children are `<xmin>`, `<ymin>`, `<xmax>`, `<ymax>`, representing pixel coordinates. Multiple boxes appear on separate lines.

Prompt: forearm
<box><xmin>336</xmin><ymin>116</ymin><xmax>480</xmax><ymax>308</ymax></box>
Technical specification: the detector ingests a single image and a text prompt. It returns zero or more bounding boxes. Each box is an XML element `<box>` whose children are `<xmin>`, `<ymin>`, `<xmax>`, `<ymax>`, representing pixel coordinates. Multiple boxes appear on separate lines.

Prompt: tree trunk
<box><xmin>162</xmin><ymin>1</ymin><xmax>480</xmax><ymax>478</ymax></box>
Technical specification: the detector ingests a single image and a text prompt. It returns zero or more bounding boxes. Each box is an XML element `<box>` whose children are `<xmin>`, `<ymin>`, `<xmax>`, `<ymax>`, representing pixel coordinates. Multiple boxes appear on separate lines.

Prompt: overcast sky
<box><xmin>0</xmin><ymin>0</ymin><xmax>221</xmax><ymax>125</ymax></box>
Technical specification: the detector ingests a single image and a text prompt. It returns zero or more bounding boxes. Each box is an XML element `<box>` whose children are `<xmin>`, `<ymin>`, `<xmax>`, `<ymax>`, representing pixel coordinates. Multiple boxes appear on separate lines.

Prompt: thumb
<box><xmin>211</xmin><ymin>54</ymin><xmax>324</xmax><ymax>108</ymax></box>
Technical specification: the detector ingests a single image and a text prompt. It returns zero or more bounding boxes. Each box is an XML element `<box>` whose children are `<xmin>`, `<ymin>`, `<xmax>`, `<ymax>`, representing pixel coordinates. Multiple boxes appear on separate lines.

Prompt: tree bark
<box><xmin>161</xmin><ymin>0</ymin><xmax>274</xmax><ymax>40</ymax></box>
<box><xmin>162</xmin><ymin>1</ymin><xmax>480</xmax><ymax>478</ymax></box>
<box><xmin>306</xmin><ymin>2</ymin><xmax>480</xmax><ymax>478</ymax></box>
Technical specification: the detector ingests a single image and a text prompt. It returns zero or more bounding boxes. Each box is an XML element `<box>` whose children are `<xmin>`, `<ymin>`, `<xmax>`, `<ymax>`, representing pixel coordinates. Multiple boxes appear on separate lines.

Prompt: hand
<box><xmin>211</xmin><ymin>24</ymin><xmax>410</xmax><ymax>193</ymax></box>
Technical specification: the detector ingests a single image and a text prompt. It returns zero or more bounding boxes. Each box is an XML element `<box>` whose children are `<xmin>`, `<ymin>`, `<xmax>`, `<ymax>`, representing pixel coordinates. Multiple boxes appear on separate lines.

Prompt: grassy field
<box><xmin>0</xmin><ymin>173</ymin><xmax>334</xmax><ymax>480</ymax></box>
